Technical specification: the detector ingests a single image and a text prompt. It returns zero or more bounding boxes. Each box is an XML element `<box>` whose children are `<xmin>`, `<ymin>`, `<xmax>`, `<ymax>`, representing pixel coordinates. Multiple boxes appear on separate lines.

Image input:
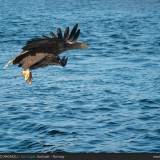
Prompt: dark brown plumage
<box><xmin>5</xmin><ymin>24</ymin><xmax>88</xmax><ymax>84</ymax></box>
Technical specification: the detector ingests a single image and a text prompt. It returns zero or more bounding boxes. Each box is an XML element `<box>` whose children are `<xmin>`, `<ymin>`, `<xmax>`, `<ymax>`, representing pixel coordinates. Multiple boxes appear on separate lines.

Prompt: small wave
<box><xmin>104</xmin><ymin>89</ymin><xmax>117</xmax><ymax>95</ymax></box>
<box><xmin>48</xmin><ymin>130</ymin><xmax>68</xmax><ymax>136</ymax></box>
<box><xmin>15</xmin><ymin>139</ymin><xmax>41</xmax><ymax>151</ymax></box>
<box><xmin>139</xmin><ymin>98</ymin><xmax>156</xmax><ymax>105</ymax></box>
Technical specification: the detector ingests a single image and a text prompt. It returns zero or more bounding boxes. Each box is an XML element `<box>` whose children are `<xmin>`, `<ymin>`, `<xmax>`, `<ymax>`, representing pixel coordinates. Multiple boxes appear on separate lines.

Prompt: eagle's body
<box><xmin>5</xmin><ymin>24</ymin><xmax>87</xmax><ymax>84</ymax></box>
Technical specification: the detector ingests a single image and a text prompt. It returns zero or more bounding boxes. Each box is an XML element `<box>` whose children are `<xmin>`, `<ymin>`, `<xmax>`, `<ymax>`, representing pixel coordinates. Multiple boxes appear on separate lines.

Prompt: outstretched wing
<box><xmin>17</xmin><ymin>52</ymin><xmax>47</xmax><ymax>69</ymax></box>
<box><xmin>13</xmin><ymin>52</ymin><xmax>60</xmax><ymax>70</ymax></box>
<box><xmin>11</xmin><ymin>24</ymin><xmax>80</xmax><ymax>69</ymax></box>
<box><xmin>22</xmin><ymin>23</ymin><xmax>80</xmax><ymax>55</ymax></box>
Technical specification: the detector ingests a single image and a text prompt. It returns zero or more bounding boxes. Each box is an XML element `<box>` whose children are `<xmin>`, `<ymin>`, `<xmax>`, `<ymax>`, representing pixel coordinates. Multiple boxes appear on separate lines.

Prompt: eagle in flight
<box><xmin>5</xmin><ymin>24</ymin><xmax>87</xmax><ymax>84</ymax></box>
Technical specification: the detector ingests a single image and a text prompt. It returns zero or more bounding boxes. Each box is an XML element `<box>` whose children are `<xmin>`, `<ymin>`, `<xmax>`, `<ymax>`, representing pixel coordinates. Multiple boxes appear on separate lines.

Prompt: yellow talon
<box><xmin>22</xmin><ymin>69</ymin><xmax>32</xmax><ymax>85</ymax></box>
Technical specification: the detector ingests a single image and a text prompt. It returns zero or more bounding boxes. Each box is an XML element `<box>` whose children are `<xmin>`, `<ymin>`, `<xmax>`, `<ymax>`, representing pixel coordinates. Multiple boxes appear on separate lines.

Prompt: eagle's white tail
<box><xmin>3</xmin><ymin>59</ymin><xmax>13</xmax><ymax>69</ymax></box>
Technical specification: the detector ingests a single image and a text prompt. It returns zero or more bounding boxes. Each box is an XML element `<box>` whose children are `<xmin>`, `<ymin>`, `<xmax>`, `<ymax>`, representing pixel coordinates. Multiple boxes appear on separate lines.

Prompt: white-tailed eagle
<box><xmin>5</xmin><ymin>24</ymin><xmax>88</xmax><ymax>84</ymax></box>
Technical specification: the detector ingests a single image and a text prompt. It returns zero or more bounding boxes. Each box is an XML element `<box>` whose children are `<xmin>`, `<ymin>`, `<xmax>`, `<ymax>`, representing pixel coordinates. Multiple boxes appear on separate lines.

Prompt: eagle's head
<box><xmin>66</xmin><ymin>41</ymin><xmax>88</xmax><ymax>50</ymax></box>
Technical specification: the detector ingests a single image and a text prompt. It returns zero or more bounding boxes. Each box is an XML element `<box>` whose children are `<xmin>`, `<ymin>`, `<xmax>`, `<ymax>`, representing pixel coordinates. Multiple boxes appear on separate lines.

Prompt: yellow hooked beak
<box><xmin>80</xmin><ymin>43</ymin><xmax>88</xmax><ymax>49</ymax></box>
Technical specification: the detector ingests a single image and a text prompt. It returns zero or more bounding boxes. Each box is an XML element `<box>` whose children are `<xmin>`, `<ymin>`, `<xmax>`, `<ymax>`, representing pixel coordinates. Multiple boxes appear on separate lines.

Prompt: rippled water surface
<box><xmin>0</xmin><ymin>0</ymin><xmax>160</xmax><ymax>152</ymax></box>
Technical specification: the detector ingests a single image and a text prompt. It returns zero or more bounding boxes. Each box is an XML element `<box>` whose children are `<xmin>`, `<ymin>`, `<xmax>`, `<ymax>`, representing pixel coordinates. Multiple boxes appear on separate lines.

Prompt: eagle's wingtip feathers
<box><xmin>3</xmin><ymin>59</ymin><xmax>13</xmax><ymax>69</ymax></box>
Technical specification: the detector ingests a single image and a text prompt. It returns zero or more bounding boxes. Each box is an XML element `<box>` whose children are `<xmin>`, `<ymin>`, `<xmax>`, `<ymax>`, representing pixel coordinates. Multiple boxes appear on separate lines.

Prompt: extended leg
<box><xmin>22</xmin><ymin>69</ymin><xmax>32</xmax><ymax>85</ymax></box>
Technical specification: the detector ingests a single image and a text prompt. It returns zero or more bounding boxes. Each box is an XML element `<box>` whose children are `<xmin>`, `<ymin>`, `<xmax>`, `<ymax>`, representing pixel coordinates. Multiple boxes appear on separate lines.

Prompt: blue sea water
<box><xmin>0</xmin><ymin>0</ymin><xmax>160</xmax><ymax>152</ymax></box>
